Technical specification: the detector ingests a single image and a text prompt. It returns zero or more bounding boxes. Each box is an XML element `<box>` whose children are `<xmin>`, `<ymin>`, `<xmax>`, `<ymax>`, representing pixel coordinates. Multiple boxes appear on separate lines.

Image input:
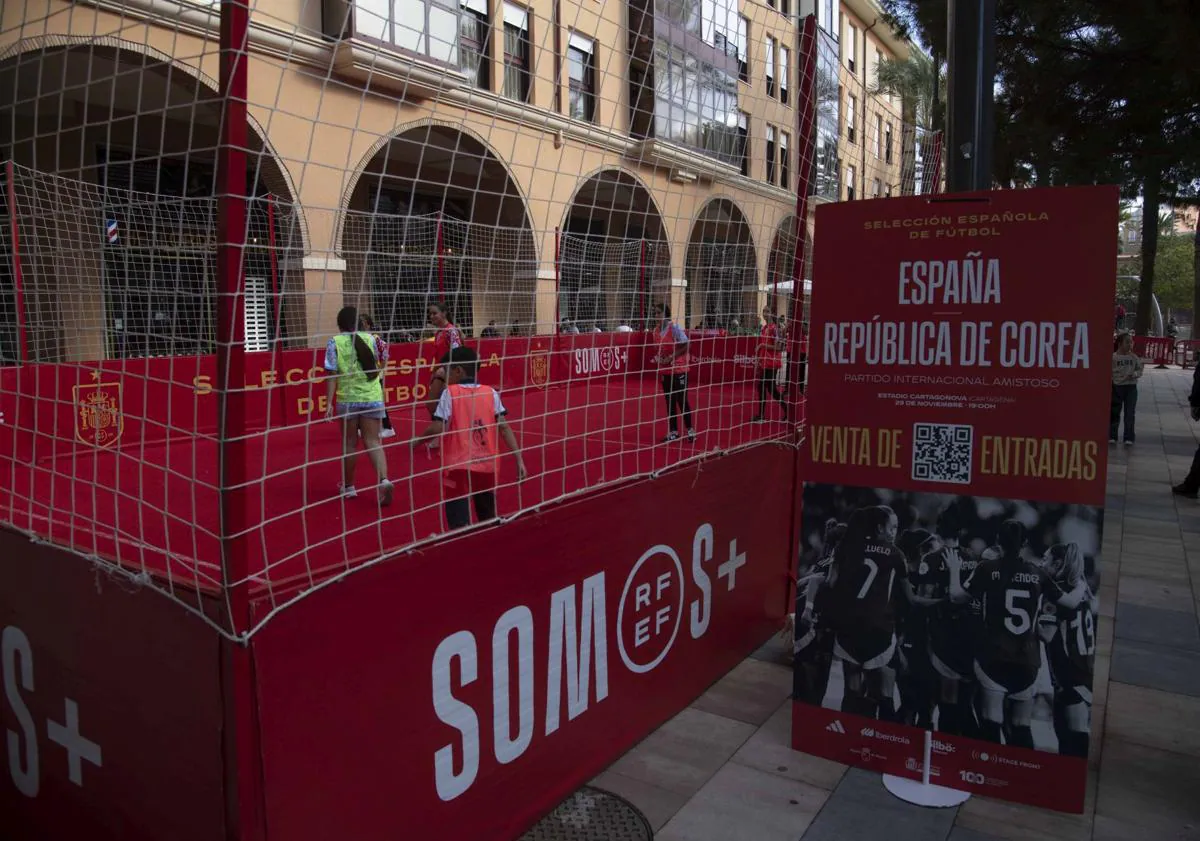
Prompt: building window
<box><xmin>651</xmin><ymin>40</ymin><xmax>742</xmax><ymax>166</ymax></box>
<box><xmin>766</xmin><ymin>125</ymin><xmax>776</xmax><ymax>185</ymax></box>
<box><xmin>885</xmin><ymin>122</ymin><xmax>893</xmax><ymax>164</ymax></box>
<box><xmin>459</xmin><ymin>0</ymin><xmax>490</xmax><ymax>88</ymax></box>
<box><xmin>846</xmin><ymin>93</ymin><xmax>857</xmax><ymax>143</ymax></box>
<box><xmin>872</xmin><ymin>177</ymin><xmax>881</xmax><ymax>198</ymax></box>
<box><xmin>738</xmin><ymin>112</ymin><xmax>749</xmax><ymax>176</ymax></box>
<box><xmin>244</xmin><ymin>276</ymin><xmax>270</xmax><ymax>352</ymax></box>
<box><xmin>846</xmin><ymin>164</ymin><xmax>856</xmax><ymax>200</ymax></box>
<box><xmin>780</xmin><ymin>131</ymin><xmax>790</xmax><ymax>190</ymax></box>
<box><xmin>812</xmin><ymin>28</ymin><xmax>840</xmax><ymax>202</ymax></box>
<box><xmin>352</xmin><ymin>0</ymin><xmax>462</xmax><ymax>64</ymax></box>
<box><xmin>781</xmin><ymin>0</ymin><xmax>790</xmax><ymax>16</ymax></box>
<box><xmin>502</xmin><ymin>3</ymin><xmax>530</xmax><ymax>102</ymax></box>
<box><xmin>845</xmin><ymin>22</ymin><xmax>856</xmax><ymax>72</ymax></box>
<box><xmin>765</xmin><ymin>37</ymin><xmax>775</xmax><ymax>97</ymax></box>
<box><xmin>738</xmin><ymin>16</ymin><xmax>749</xmax><ymax>82</ymax></box>
<box><xmin>767</xmin><ymin>0</ymin><xmax>775</xmax><ymax>8</ymax></box>
<box><xmin>817</xmin><ymin>0</ymin><xmax>835</xmax><ymax>35</ymax></box>
<box><xmin>567</xmin><ymin>33</ymin><xmax>595</xmax><ymax>122</ymax></box>
<box><xmin>780</xmin><ymin>45</ymin><xmax>790</xmax><ymax>105</ymax></box>
<box><xmin>873</xmin><ymin>113</ymin><xmax>882</xmax><ymax>158</ymax></box>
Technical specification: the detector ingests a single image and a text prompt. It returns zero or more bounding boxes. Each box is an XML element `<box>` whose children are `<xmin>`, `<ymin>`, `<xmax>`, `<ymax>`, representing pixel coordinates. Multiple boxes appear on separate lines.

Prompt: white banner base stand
<box><xmin>881</xmin><ymin>731</ymin><xmax>971</xmax><ymax>808</ymax></box>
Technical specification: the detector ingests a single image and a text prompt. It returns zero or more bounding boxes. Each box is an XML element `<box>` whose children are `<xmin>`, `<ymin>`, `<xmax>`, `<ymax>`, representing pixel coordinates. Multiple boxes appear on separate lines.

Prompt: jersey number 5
<box><xmin>1004</xmin><ymin>588</ymin><xmax>1033</xmax><ymax>635</ymax></box>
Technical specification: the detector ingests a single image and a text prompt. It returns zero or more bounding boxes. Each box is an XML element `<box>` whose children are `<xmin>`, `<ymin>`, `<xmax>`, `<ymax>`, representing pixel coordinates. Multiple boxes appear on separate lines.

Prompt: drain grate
<box><xmin>520</xmin><ymin>786</ymin><xmax>654</xmax><ymax>841</ymax></box>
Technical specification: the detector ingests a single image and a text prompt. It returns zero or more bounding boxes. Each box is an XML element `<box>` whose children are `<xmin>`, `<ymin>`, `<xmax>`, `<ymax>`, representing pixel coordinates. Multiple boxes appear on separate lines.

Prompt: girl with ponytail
<box><xmin>323</xmin><ymin>305</ymin><xmax>394</xmax><ymax>505</ymax></box>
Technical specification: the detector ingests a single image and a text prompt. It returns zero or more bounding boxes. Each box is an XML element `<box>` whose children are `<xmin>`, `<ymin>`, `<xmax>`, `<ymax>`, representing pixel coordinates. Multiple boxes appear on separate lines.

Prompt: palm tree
<box><xmin>870</xmin><ymin>50</ymin><xmax>944</xmax><ymax>131</ymax></box>
<box><xmin>871</xmin><ymin>51</ymin><xmax>945</xmax><ymax>194</ymax></box>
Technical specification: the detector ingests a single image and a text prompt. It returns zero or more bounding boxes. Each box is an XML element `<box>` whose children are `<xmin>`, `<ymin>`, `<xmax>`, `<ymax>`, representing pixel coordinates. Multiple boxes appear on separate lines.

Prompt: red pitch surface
<box><xmin>3</xmin><ymin>378</ymin><xmax>795</xmax><ymax>596</ymax></box>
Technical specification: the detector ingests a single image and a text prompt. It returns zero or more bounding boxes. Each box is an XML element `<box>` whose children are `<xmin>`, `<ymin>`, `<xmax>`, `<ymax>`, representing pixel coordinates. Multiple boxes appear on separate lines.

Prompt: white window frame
<box><xmin>765</xmin><ymin>36</ymin><xmax>775</xmax><ymax>94</ymax></box>
<box><xmin>780</xmin><ymin>130</ymin><xmax>790</xmax><ymax>189</ymax></box>
<box><xmin>566</xmin><ymin>31</ymin><xmax>595</xmax><ymax>122</ymax></box>
<box><xmin>780</xmin><ymin>45</ymin><xmax>790</xmax><ymax>104</ymax></box>
<box><xmin>244</xmin><ymin>276</ymin><xmax>270</xmax><ymax>352</ymax></box>
<box><xmin>766</xmin><ymin>124</ymin><xmax>777</xmax><ymax>185</ymax></box>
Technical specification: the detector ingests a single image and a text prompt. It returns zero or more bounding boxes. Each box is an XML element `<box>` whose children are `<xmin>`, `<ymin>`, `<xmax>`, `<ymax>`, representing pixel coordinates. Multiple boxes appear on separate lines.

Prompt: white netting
<box><xmin>0</xmin><ymin>0</ymin><xmax>931</xmax><ymax>637</ymax></box>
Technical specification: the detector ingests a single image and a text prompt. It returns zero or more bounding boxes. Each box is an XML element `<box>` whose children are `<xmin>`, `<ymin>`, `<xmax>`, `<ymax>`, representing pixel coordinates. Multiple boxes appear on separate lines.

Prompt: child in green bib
<box><xmin>324</xmin><ymin>305</ymin><xmax>393</xmax><ymax>505</ymax></box>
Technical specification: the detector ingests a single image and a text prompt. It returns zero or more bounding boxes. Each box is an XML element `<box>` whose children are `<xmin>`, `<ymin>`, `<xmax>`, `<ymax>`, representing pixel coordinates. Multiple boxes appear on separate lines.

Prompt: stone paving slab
<box><xmin>1114</xmin><ymin>601</ymin><xmax>1200</xmax><ymax>648</ymax></box>
<box><xmin>1110</xmin><ymin>637</ymin><xmax>1200</xmax><ymax>696</ymax></box>
<box><xmin>799</xmin><ymin>769</ymin><xmax>958</xmax><ymax>841</ymax></box>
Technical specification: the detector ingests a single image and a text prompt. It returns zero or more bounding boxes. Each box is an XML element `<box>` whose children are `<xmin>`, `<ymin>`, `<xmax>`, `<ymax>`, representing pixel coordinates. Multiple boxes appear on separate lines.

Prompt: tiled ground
<box><xmin>590</xmin><ymin>368</ymin><xmax>1200</xmax><ymax>840</ymax></box>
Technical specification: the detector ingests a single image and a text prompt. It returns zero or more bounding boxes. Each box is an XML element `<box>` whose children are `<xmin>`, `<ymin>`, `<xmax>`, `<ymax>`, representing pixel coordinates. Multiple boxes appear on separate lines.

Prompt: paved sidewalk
<box><xmin>591</xmin><ymin>368</ymin><xmax>1200</xmax><ymax>841</ymax></box>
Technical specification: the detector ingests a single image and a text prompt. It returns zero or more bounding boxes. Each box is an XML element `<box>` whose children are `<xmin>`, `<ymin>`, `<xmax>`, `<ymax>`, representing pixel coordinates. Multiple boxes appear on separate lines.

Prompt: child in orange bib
<box><xmin>412</xmin><ymin>346</ymin><xmax>527</xmax><ymax>530</ymax></box>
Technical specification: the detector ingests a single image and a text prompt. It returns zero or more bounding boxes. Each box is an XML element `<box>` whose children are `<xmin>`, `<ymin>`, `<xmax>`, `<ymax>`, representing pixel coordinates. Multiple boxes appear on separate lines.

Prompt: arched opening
<box><xmin>0</xmin><ymin>44</ymin><xmax>301</xmax><ymax>363</ymax></box>
<box><xmin>558</xmin><ymin>169</ymin><xmax>670</xmax><ymax>331</ymax></box>
<box><xmin>342</xmin><ymin>124</ymin><xmax>537</xmax><ymax>339</ymax></box>
<box><xmin>685</xmin><ymin>199</ymin><xmax>756</xmax><ymax>331</ymax></box>
<box><xmin>767</xmin><ymin>216</ymin><xmax>799</xmax><ymax>317</ymax></box>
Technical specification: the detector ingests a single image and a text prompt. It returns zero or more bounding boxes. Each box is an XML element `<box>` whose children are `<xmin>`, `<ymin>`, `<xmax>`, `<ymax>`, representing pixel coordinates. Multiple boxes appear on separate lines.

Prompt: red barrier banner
<box><xmin>250</xmin><ymin>446</ymin><xmax>790</xmax><ymax>841</ymax></box>
<box><xmin>0</xmin><ymin>530</ymin><xmax>223</xmax><ymax>841</ymax></box>
<box><xmin>1132</xmin><ymin>335</ymin><xmax>1173</xmax><ymax>366</ymax></box>
<box><xmin>0</xmin><ymin>332</ymin><xmax>757</xmax><ymax>465</ymax></box>
<box><xmin>792</xmin><ymin>187</ymin><xmax>1117</xmax><ymax>813</ymax></box>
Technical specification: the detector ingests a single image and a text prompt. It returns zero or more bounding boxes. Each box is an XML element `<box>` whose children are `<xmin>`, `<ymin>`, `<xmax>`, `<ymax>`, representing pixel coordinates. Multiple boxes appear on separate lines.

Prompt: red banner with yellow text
<box><xmin>0</xmin><ymin>332</ymin><xmax>765</xmax><ymax>466</ymax></box>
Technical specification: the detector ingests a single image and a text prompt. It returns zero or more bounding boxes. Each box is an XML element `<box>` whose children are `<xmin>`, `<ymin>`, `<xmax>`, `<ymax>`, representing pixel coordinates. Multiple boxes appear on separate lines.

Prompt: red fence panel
<box><xmin>250</xmin><ymin>445</ymin><xmax>791</xmax><ymax>841</ymax></box>
<box><xmin>1133</xmin><ymin>336</ymin><xmax>1174</xmax><ymax>366</ymax></box>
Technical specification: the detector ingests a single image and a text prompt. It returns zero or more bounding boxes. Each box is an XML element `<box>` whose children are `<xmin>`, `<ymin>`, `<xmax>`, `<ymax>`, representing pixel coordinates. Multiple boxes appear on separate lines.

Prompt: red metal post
<box><xmin>779</xmin><ymin>14</ymin><xmax>821</xmax><ymax>619</ymax></box>
<box><xmin>217</xmin><ymin>0</ymin><xmax>263</xmax><ymax>839</ymax></box>
<box><xmin>5</xmin><ymin>161</ymin><xmax>29</xmax><ymax>363</ymax></box>
<box><xmin>554</xmin><ymin>226</ymin><xmax>561</xmax><ymax>333</ymax></box>
<box><xmin>267</xmin><ymin>194</ymin><xmax>286</xmax><ymax>425</ymax></box>
<box><xmin>638</xmin><ymin>238</ymin><xmax>647</xmax><ymax>325</ymax></box>
<box><xmin>436</xmin><ymin>210</ymin><xmax>445</xmax><ymax>300</ymax></box>
<box><xmin>787</xmin><ymin>15</ymin><xmax>818</xmax><ymax>410</ymax></box>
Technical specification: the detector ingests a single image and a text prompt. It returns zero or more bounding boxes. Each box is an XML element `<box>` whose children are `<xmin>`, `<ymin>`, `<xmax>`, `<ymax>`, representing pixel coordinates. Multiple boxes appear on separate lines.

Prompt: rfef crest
<box><xmin>73</xmin><ymin>373</ymin><xmax>124</xmax><ymax>448</ymax></box>
<box><xmin>529</xmin><ymin>351</ymin><xmax>550</xmax><ymax>388</ymax></box>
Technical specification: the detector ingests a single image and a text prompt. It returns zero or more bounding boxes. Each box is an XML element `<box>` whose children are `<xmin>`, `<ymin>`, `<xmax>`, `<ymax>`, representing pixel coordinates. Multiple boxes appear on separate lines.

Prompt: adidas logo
<box><xmin>825</xmin><ymin>720</ymin><xmax>846</xmax><ymax>734</ymax></box>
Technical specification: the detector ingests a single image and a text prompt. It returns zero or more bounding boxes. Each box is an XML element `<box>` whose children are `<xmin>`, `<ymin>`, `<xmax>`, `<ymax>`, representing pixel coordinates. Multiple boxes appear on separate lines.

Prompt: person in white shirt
<box><xmin>1110</xmin><ymin>332</ymin><xmax>1144</xmax><ymax>445</ymax></box>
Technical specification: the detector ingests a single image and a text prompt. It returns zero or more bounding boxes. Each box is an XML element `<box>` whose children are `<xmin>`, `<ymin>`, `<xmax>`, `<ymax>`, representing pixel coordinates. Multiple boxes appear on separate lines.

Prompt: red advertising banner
<box><xmin>792</xmin><ymin>187</ymin><xmax>1117</xmax><ymax>813</ymax></box>
<box><xmin>0</xmin><ymin>332</ymin><xmax>759</xmax><ymax>466</ymax></box>
<box><xmin>251</xmin><ymin>445</ymin><xmax>790</xmax><ymax>841</ymax></box>
<box><xmin>1131</xmin><ymin>335</ymin><xmax>1173</xmax><ymax>367</ymax></box>
<box><xmin>0</xmin><ymin>530</ymin><xmax>224</xmax><ymax>841</ymax></box>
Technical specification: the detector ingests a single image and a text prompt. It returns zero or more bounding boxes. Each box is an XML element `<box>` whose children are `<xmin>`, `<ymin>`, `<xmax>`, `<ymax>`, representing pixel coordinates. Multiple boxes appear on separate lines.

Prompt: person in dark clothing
<box><xmin>1172</xmin><ymin>364</ymin><xmax>1200</xmax><ymax>498</ymax></box>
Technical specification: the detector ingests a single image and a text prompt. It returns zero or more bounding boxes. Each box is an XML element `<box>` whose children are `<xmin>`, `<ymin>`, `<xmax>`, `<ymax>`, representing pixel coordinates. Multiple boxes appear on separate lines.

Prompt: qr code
<box><xmin>912</xmin><ymin>423</ymin><xmax>974</xmax><ymax>484</ymax></box>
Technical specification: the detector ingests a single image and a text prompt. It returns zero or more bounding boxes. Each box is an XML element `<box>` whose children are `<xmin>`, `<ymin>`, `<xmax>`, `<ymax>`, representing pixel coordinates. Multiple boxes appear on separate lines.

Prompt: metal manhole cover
<box><xmin>520</xmin><ymin>785</ymin><xmax>653</xmax><ymax>841</ymax></box>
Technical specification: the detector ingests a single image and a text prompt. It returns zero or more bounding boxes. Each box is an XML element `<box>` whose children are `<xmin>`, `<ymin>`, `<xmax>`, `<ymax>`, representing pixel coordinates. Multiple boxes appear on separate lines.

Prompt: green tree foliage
<box><xmin>1129</xmin><ymin>235</ymin><xmax>1198</xmax><ymax>316</ymax></box>
<box><xmin>871</xmin><ymin>51</ymin><xmax>944</xmax><ymax>130</ymax></box>
<box><xmin>876</xmin><ymin>0</ymin><xmax>1200</xmax><ymax>334</ymax></box>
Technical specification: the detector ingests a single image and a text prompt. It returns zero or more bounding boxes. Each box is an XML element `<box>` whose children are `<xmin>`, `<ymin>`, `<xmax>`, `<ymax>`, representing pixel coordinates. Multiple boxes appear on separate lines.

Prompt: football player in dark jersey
<box><xmin>923</xmin><ymin>505</ymin><xmax>984</xmax><ymax>738</ymax></box>
<box><xmin>793</xmin><ymin>518</ymin><xmax>845</xmax><ymax>705</ymax></box>
<box><xmin>827</xmin><ymin>506</ymin><xmax>941</xmax><ymax>720</ymax></box>
<box><xmin>946</xmin><ymin>521</ymin><xmax>1089</xmax><ymax>748</ymax></box>
<box><xmin>895</xmin><ymin>528</ymin><xmax>937</xmax><ymax>728</ymax></box>
<box><xmin>1042</xmin><ymin>542</ymin><xmax>1097</xmax><ymax>758</ymax></box>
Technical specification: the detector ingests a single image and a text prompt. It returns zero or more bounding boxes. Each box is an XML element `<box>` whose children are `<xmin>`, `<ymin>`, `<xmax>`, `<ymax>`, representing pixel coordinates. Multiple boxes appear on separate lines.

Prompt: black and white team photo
<box><xmin>792</xmin><ymin>484</ymin><xmax>1102</xmax><ymax>758</ymax></box>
